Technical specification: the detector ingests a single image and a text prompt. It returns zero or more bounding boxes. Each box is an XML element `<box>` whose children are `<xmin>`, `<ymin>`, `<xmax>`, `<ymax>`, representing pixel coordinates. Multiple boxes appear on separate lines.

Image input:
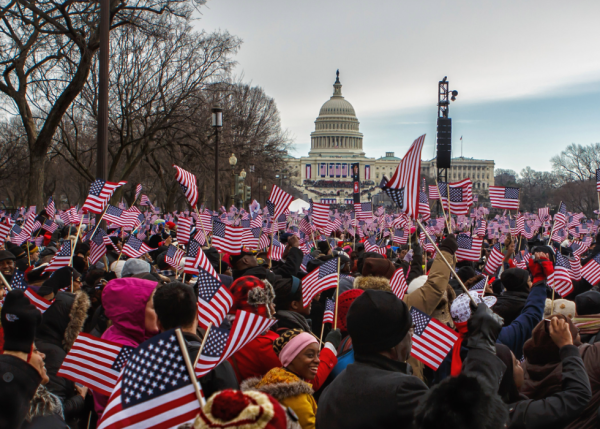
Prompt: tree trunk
<box><xmin>27</xmin><ymin>150</ymin><xmax>47</xmax><ymax>207</ymax></box>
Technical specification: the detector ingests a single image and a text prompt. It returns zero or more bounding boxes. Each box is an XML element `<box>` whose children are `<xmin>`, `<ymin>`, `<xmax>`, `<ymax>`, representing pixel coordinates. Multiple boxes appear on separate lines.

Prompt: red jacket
<box><xmin>227</xmin><ymin>330</ymin><xmax>337</xmax><ymax>391</ymax></box>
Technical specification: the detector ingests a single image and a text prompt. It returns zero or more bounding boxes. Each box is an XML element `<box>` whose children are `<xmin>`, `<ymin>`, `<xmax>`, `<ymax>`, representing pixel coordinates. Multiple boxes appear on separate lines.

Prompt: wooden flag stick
<box><xmin>194</xmin><ymin>207</ymin><xmax>211</xmax><ymax>247</ymax></box>
<box><xmin>0</xmin><ymin>271</ymin><xmax>12</xmax><ymax>291</ymax></box>
<box><xmin>434</xmin><ymin>178</ymin><xmax>451</xmax><ymax>232</ymax></box>
<box><xmin>90</xmin><ymin>205</ymin><xmax>110</xmax><ymax>240</ymax></box>
<box><xmin>416</xmin><ymin>219</ymin><xmax>477</xmax><ymax>306</ymax></box>
<box><xmin>319</xmin><ymin>321</ymin><xmax>325</xmax><ymax>351</ymax></box>
<box><xmin>175</xmin><ymin>328</ymin><xmax>206</xmax><ymax>407</ymax></box>
<box><xmin>193</xmin><ymin>323</ymin><xmax>213</xmax><ymax>368</ymax></box>
<box><xmin>333</xmin><ymin>256</ymin><xmax>341</xmax><ymax>330</ymax></box>
<box><xmin>546</xmin><ymin>201</ymin><xmax>562</xmax><ymax>245</ymax></box>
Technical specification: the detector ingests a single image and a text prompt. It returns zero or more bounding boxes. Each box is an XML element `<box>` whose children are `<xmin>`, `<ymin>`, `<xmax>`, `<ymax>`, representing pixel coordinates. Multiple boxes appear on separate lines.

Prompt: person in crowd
<box><xmin>154</xmin><ymin>251</ymin><xmax>178</xmax><ymax>281</ymax></box>
<box><xmin>153</xmin><ymin>281</ymin><xmax>239</xmax><ymax>398</ymax></box>
<box><xmin>93</xmin><ymin>277</ymin><xmax>160</xmax><ymax>417</ymax></box>
<box><xmin>36</xmin><ymin>266</ymin><xmax>81</xmax><ymax>301</ymax></box>
<box><xmin>243</xmin><ymin>329</ymin><xmax>319</xmax><ymax>429</ymax></box>
<box><xmin>0</xmin><ymin>249</ymin><xmax>16</xmax><ymax>283</ymax></box>
<box><xmin>232</xmin><ymin>239</ymin><xmax>303</xmax><ymax>282</ymax></box>
<box><xmin>493</xmin><ymin>268</ymin><xmax>534</xmax><ymax>325</ymax></box>
<box><xmin>0</xmin><ymin>290</ymin><xmax>50</xmax><ymax>428</ymax></box>
<box><xmin>34</xmin><ymin>286</ymin><xmax>90</xmax><ymax>427</ymax></box>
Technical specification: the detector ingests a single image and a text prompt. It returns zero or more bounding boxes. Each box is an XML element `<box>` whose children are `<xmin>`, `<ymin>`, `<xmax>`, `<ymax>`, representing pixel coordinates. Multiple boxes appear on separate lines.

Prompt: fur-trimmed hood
<box><xmin>25</xmin><ymin>385</ymin><xmax>64</xmax><ymax>423</ymax></box>
<box><xmin>241</xmin><ymin>367</ymin><xmax>313</xmax><ymax>401</ymax></box>
<box><xmin>36</xmin><ymin>290</ymin><xmax>91</xmax><ymax>352</ymax></box>
<box><xmin>353</xmin><ymin>275</ymin><xmax>391</xmax><ymax>292</ymax></box>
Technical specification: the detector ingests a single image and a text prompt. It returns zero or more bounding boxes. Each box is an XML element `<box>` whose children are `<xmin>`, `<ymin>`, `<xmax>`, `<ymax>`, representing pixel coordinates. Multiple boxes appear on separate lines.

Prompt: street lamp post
<box><xmin>229</xmin><ymin>153</ymin><xmax>237</xmax><ymax>208</ymax></box>
<box><xmin>238</xmin><ymin>169</ymin><xmax>247</xmax><ymax>208</ymax></box>
<box><xmin>212</xmin><ymin>107</ymin><xmax>223</xmax><ymax>211</ymax></box>
<box><xmin>257</xmin><ymin>177</ymin><xmax>262</xmax><ymax>204</ymax></box>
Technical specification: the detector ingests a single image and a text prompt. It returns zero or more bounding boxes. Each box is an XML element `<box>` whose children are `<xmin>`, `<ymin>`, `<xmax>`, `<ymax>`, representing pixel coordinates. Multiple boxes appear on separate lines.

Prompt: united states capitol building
<box><xmin>283</xmin><ymin>72</ymin><xmax>494</xmax><ymax>204</ymax></box>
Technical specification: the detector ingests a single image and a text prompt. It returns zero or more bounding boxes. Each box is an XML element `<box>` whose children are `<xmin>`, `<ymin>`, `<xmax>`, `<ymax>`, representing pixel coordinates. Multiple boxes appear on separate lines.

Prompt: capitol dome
<box><xmin>309</xmin><ymin>71</ymin><xmax>364</xmax><ymax>156</ymax></box>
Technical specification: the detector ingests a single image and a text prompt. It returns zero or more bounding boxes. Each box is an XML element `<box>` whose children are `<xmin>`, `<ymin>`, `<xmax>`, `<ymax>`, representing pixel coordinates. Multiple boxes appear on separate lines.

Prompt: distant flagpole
<box><xmin>460</xmin><ymin>135</ymin><xmax>463</xmax><ymax>158</ymax></box>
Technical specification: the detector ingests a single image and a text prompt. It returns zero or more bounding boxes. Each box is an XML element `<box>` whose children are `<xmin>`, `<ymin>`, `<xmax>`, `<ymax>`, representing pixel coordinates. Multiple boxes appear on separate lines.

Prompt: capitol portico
<box><xmin>284</xmin><ymin>71</ymin><xmax>494</xmax><ymax>204</ymax></box>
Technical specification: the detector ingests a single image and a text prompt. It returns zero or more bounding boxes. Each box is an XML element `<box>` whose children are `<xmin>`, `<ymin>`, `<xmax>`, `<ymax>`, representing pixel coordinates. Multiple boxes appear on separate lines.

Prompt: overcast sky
<box><xmin>197</xmin><ymin>0</ymin><xmax>600</xmax><ymax>174</ymax></box>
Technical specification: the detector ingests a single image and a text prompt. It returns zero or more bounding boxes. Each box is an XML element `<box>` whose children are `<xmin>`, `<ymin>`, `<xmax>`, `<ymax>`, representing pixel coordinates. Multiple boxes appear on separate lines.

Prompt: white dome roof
<box><xmin>317</xmin><ymin>71</ymin><xmax>357</xmax><ymax>118</ymax></box>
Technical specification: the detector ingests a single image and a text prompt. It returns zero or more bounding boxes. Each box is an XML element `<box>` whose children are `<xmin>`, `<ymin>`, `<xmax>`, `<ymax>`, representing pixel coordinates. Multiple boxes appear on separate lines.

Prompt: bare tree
<box><xmin>551</xmin><ymin>143</ymin><xmax>600</xmax><ymax>182</ymax></box>
<box><xmin>0</xmin><ymin>0</ymin><xmax>193</xmax><ymax>207</ymax></box>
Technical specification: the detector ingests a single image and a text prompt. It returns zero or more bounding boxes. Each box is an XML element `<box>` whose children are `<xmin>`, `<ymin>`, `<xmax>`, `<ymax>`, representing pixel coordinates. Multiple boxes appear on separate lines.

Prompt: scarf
<box><xmin>450</xmin><ymin>321</ymin><xmax>469</xmax><ymax>377</ymax></box>
<box><xmin>275</xmin><ymin>310</ymin><xmax>312</xmax><ymax>333</ymax></box>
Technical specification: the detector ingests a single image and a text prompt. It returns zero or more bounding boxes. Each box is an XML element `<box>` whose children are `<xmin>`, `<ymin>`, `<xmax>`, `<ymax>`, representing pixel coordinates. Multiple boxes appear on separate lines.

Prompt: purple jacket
<box><xmin>93</xmin><ymin>277</ymin><xmax>158</xmax><ymax>416</ymax></box>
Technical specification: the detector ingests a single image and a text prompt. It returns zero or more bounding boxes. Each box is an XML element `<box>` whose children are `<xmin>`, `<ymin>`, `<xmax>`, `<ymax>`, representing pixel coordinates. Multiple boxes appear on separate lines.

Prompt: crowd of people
<box><xmin>1</xmin><ymin>215</ymin><xmax>600</xmax><ymax>429</ymax></box>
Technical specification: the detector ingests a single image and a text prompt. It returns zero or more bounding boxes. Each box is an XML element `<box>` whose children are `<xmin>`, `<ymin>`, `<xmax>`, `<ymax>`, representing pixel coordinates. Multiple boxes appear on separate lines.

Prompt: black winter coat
<box><xmin>183</xmin><ymin>331</ymin><xmax>239</xmax><ymax>399</ymax></box>
<box><xmin>493</xmin><ymin>290</ymin><xmax>529</xmax><ymax>325</ymax></box>
<box><xmin>316</xmin><ymin>352</ymin><xmax>428</xmax><ymax>429</ymax></box>
<box><xmin>0</xmin><ymin>354</ymin><xmax>42</xmax><ymax>429</ymax></box>
<box><xmin>34</xmin><ymin>291</ymin><xmax>90</xmax><ymax>425</ymax></box>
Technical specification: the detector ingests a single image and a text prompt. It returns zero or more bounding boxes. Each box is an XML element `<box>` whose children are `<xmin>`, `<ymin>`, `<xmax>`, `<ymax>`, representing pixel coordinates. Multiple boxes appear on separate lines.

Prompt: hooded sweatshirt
<box><xmin>93</xmin><ymin>277</ymin><xmax>158</xmax><ymax>416</ymax></box>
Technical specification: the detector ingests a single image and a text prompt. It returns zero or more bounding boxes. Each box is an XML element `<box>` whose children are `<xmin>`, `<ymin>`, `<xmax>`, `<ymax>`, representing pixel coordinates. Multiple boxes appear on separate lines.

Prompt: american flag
<box><xmin>24</xmin><ymin>288</ymin><xmax>53</xmax><ymax>313</ymax></box>
<box><xmin>57</xmin><ymin>333</ymin><xmax>134</xmax><ymax>396</ymax></box>
<box><xmin>184</xmin><ymin>240</ymin><xmax>215</xmax><ymax>277</ymax></box>
<box><xmin>437</xmin><ymin>179</ymin><xmax>473</xmax><ymax>215</ymax></box>
<box><xmin>311</xmin><ymin>201</ymin><xmax>331</xmax><ymax>229</ymax></box>
<box><xmin>10</xmin><ymin>270</ymin><xmax>28</xmax><ymax>290</ymax></box>
<box><xmin>44</xmin><ymin>241</ymin><xmax>72</xmax><ymax>273</ymax></box>
<box><xmin>548</xmin><ymin>253</ymin><xmax>574</xmax><ymax>297</ymax></box>
<box><xmin>139</xmin><ymin>195</ymin><xmax>153</xmax><ymax>209</ymax></box>
<box><xmin>268</xmin><ymin>237</ymin><xmax>285</xmax><ymax>261</ymax></box>
<box><xmin>553</xmin><ymin>202</ymin><xmax>568</xmax><ymax>231</ymax></box>
<box><xmin>164</xmin><ymin>245</ymin><xmax>184</xmax><ymax>268</ymax></box>
<box><xmin>410</xmin><ymin>307</ymin><xmax>459</xmax><ymax>370</ymax></box>
<box><xmin>390</xmin><ymin>268</ymin><xmax>408</xmax><ymax>300</ymax></box>
<box><xmin>420</xmin><ymin>231</ymin><xmax>435</xmax><ymax>253</ymax></box>
<box><xmin>468</xmin><ymin>277</ymin><xmax>487</xmax><ymax>297</ymax></box>
<box><xmin>392</xmin><ymin>228</ymin><xmax>408</xmax><ymax>245</ymax></box>
<box><xmin>211</xmin><ymin>220</ymin><xmax>243</xmax><ymax>255</ymax></box>
<box><xmin>42</xmin><ymin>219</ymin><xmax>58</xmax><ymax>233</ymax></box>
<box><xmin>45</xmin><ymin>197</ymin><xmax>56</xmax><ymax>219</ymax></box>
<box><xmin>323</xmin><ymin>298</ymin><xmax>335</xmax><ymax>324</ymax></box>
<box><xmin>176</xmin><ymin>218</ymin><xmax>193</xmax><ymax>245</ymax></box>
<box><xmin>267</xmin><ymin>185</ymin><xmax>293</xmax><ymax>220</ymax></box>
<box><xmin>173</xmin><ymin>165</ymin><xmax>198</xmax><ymax>208</ymax></box>
<box><xmin>364</xmin><ymin>236</ymin><xmax>387</xmax><ymax>255</ymax></box>
<box><xmin>104</xmin><ymin>206</ymin><xmax>133</xmax><ymax>228</ymax></box>
<box><xmin>301</xmin><ymin>258</ymin><xmax>339</xmax><ymax>307</ymax></box>
<box><xmin>353</xmin><ymin>202</ymin><xmax>373</xmax><ymax>221</ymax></box>
<box><xmin>300</xmin><ymin>253</ymin><xmax>315</xmax><ymax>273</ymax></box>
<box><xmin>381</xmin><ymin>134</ymin><xmax>425</xmax><ymax>217</ymax></box>
<box><xmin>121</xmin><ymin>236</ymin><xmax>154</xmax><ymax>258</ymax></box>
<box><xmin>596</xmin><ymin>168</ymin><xmax>600</xmax><ymax>192</ymax></box>
<box><xmin>428</xmin><ymin>184</ymin><xmax>440</xmax><ymax>200</ymax></box>
<box><xmin>582</xmin><ymin>254</ymin><xmax>600</xmax><ymax>286</ymax></box>
<box><xmin>81</xmin><ymin>179</ymin><xmax>127</xmax><ymax>214</ymax></box>
<box><xmin>0</xmin><ymin>218</ymin><xmax>12</xmax><ymax>242</ymax></box>
<box><xmin>475</xmin><ymin>219</ymin><xmax>487</xmax><ymax>237</ymax></box>
<box><xmin>483</xmin><ymin>243</ymin><xmax>504</xmax><ymax>275</ymax></box>
<box><xmin>98</xmin><ymin>329</ymin><xmax>201</xmax><ymax>429</ymax></box>
<box><xmin>570</xmin><ymin>241</ymin><xmax>589</xmax><ymax>258</ymax></box>
<box><xmin>134</xmin><ymin>184</ymin><xmax>142</xmax><ymax>201</ymax></box>
<box><xmin>242</xmin><ymin>227</ymin><xmax>262</xmax><ymax>250</ymax></box>
<box><xmin>538</xmin><ymin>207</ymin><xmax>550</xmax><ymax>222</ymax></box>
<box><xmin>489</xmin><ymin>186</ymin><xmax>520</xmax><ymax>210</ymax></box>
<box><xmin>195</xmin><ymin>268</ymin><xmax>233</xmax><ymax>330</ymax></box>
<box><xmin>195</xmin><ymin>310</ymin><xmax>276</xmax><ymax>378</ymax></box>
<box><xmin>455</xmin><ymin>233</ymin><xmax>483</xmax><ymax>261</ymax></box>
<box><xmin>89</xmin><ymin>229</ymin><xmax>108</xmax><ymax>265</ymax></box>
<box><xmin>570</xmin><ymin>255</ymin><xmax>582</xmax><ymax>281</ymax></box>
<box><xmin>418</xmin><ymin>191</ymin><xmax>431</xmax><ymax>221</ymax></box>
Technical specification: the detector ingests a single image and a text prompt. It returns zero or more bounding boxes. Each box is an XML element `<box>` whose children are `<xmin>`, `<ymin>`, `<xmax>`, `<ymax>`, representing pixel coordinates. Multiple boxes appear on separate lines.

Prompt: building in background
<box><xmin>284</xmin><ymin>71</ymin><xmax>495</xmax><ymax>205</ymax></box>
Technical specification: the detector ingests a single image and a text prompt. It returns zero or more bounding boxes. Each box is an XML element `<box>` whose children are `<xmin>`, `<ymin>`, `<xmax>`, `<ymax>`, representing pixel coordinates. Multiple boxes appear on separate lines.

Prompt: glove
<box><xmin>404</xmin><ymin>249</ymin><xmax>414</xmax><ymax>263</ymax></box>
<box><xmin>466</xmin><ymin>301</ymin><xmax>504</xmax><ymax>354</ymax></box>
<box><xmin>325</xmin><ymin>328</ymin><xmax>342</xmax><ymax>350</ymax></box>
<box><xmin>439</xmin><ymin>234</ymin><xmax>458</xmax><ymax>255</ymax></box>
<box><xmin>528</xmin><ymin>257</ymin><xmax>554</xmax><ymax>285</ymax></box>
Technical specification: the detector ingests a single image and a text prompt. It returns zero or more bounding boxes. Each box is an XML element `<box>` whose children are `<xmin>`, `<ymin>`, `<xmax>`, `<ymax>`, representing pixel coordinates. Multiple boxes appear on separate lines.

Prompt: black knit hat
<box><xmin>347</xmin><ymin>289</ymin><xmax>412</xmax><ymax>353</ymax></box>
<box><xmin>0</xmin><ymin>250</ymin><xmax>16</xmax><ymax>262</ymax></box>
<box><xmin>1</xmin><ymin>289</ymin><xmax>42</xmax><ymax>353</ymax></box>
<box><xmin>38</xmin><ymin>266</ymin><xmax>79</xmax><ymax>296</ymax></box>
<box><xmin>575</xmin><ymin>291</ymin><xmax>600</xmax><ymax>316</ymax></box>
<box><xmin>500</xmin><ymin>268</ymin><xmax>530</xmax><ymax>292</ymax></box>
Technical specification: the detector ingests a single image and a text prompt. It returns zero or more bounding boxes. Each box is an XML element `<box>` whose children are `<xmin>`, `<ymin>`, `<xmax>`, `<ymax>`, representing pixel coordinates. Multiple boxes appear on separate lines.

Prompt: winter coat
<box><xmin>0</xmin><ymin>354</ymin><xmax>42</xmax><ymax>429</ymax></box>
<box><xmin>496</xmin><ymin>282</ymin><xmax>546</xmax><ymax>360</ymax></box>
<box><xmin>21</xmin><ymin>385</ymin><xmax>68</xmax><ymax>429</ymax></box>
<box><xmin>492</xmin><ymin>290</ymin><xmax>529</xmax><ymax>325</ymax></box>
<box><xmin>181</xmin><ymin>330</ymin><xmax>239</xmax><ymax>398</ymax></box>
<box><xmin>316</xmin><ymin>352</ymin><xmax>428</xmax><ymax>429</ymax></box>
<box><xmin>93</xmin><ymin>277</ymin><xmax>157</xmax><ymax>416</ymax></box>
<box><xmin>522</xmin><ymin>343</ymin><xmax>600</xmax><ymax>429</ymax></box>
<box><xmin>34</xmin><ymin>290</ymin><xmax>90</xmax><ymax>425</ymax></box>
<box><xmin>242</xmin><ymin>367</ymin><xmax>317</xmax><ymax>429</ymax></box>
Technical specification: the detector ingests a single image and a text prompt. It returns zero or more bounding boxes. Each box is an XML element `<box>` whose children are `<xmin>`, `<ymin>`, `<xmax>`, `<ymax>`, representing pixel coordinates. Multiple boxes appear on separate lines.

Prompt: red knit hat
<box><xmin>195</xmin><ymin>389</ymin><xmax>291</xmax><ymax>429</ymax></box>
<box><xmin>166</xmin><ymin>221</ymin><xmax>176</xmax><ymax>229</ymax></box>
<box><xmin>229</xmin><ymin>276</ymin><xmax>274</xmax><ymax>318</ymax></box>
<box><xmin>337</xmin><ymin>289</ymin><xmax>364</xmax><ymax>335</ymax></box>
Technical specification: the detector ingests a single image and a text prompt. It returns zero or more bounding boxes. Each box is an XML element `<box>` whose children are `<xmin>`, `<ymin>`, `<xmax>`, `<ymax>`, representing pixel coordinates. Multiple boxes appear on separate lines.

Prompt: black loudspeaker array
<box><xmin>436</xmin><ymin>117</ymin><xmax>452</xmax><ymax>169</ymax></box>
